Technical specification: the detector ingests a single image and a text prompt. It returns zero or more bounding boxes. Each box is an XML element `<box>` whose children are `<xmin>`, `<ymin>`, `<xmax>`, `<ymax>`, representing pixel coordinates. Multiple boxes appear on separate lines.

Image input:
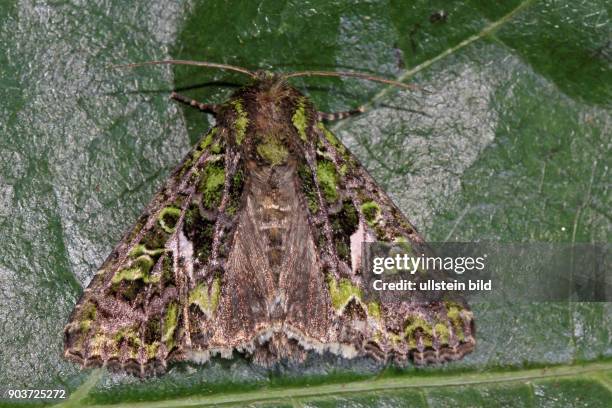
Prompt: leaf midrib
<box><xmin>62</xmin><ymin>360</ymin><xmax>612</xmax><ymax>408</ymax></box>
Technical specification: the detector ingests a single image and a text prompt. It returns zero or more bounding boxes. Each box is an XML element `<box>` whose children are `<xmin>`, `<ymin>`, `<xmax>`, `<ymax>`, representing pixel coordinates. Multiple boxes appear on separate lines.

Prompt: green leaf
<box><xmin>59</xmin><ymin>361</ymin><xmax>612</xmax><ymax>407</ymax></box>
<box><xmin>0</xmin><ymin>0</ymin><xmax>609</xmax><ymax>407</ymax></box>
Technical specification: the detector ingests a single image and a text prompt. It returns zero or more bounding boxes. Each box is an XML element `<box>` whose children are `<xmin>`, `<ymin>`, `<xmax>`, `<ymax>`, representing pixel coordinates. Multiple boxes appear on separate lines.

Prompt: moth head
<box><xmin>251</xmin><ymin>70</ymin><xmax>289</xmax><ymax>93</ymax></box>
<box><xmin>253</xmin><ymin>70</ymin><xmax>277</xmax><ymax>81</ymax></box>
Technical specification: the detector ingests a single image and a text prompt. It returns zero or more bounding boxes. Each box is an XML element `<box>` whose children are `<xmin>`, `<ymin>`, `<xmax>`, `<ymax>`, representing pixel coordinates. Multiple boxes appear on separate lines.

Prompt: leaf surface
<box><xmin>0</xmin><ymin>0</ymin><xmax>609</xmax><ymax>407</ymax></box>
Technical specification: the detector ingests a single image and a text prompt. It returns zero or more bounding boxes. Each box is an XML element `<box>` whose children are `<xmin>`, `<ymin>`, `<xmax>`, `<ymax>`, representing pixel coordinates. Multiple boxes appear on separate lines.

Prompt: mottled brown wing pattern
<box><xmin>65</xmin><ymin>76</ymin><xmax>475</xmax><ymax>376</ymax></box>
<box><xmin>301</xmin><ymin>122</ymin><xmax>476</xmax><ymax>365</ymax></box>
<box><xmin>64</xmin><ymin>125</ymin><xmax>245</xmax><ymax>375</ymax></box>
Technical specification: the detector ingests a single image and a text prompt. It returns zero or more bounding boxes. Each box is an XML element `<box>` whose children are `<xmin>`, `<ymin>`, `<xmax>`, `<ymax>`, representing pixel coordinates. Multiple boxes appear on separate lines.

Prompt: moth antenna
<box><xmin>113</xmin><ymin>59</ymin><xmax>257</xmax><ymax>78</ymax></box>
<box><xmin>283</xmin><ymin>70</ymin><xmax>418</xmax><ymax>91</ymax></box>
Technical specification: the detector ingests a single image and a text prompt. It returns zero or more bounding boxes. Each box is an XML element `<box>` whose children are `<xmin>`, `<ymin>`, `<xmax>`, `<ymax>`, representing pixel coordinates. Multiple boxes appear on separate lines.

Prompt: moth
<box><xmin>64</xmin><ymin>60</ymin><xmax>475</xmax><ymax>376</ymax></box>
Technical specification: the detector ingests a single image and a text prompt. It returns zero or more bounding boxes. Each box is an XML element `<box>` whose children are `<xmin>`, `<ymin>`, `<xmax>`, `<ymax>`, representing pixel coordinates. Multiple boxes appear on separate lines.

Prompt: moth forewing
<box><xmin>64</xmin><ymin>71</ymin><xmax>475</xmax><ymax>376</ymax></box>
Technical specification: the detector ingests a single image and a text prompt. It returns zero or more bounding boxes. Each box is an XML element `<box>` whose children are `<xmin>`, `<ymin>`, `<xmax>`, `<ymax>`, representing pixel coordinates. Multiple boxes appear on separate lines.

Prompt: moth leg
<box><xmin>317</xmin><ymin>106</ymin><xmax>366</xmax><ymax>121</ymax></box>
<box><xmin>170</xmin><ymin>92</ymin><xmax>219</xmax><ymax>114</ymax></box>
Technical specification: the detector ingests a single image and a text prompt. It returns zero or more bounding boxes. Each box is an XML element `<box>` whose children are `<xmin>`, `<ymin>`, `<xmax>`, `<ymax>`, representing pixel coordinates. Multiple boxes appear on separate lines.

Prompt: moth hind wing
<box><xmin>64</xmin><ymin>126</ymin><xmax>229</xmax><ymax>375</ymax></box>
<box><xmin>313</xmin><ymin>123</ymin><xmax>476</xmax><ymax>365</ymax></box>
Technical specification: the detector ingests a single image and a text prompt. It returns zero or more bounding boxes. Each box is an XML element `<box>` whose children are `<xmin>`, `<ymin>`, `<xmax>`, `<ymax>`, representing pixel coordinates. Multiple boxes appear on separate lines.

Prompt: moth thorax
<box><xmin>254</xmin><ymin>132</ymin><xmax>290</xmax><ymax>166</ymax></box>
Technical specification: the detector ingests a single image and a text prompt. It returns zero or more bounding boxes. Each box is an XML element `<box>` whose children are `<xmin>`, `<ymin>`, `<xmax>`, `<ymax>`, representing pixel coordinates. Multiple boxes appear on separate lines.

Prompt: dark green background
<box><xmin>0</xmin><ymin>0</ymin><xmax>610</xmax><ymax>406</ymax></box>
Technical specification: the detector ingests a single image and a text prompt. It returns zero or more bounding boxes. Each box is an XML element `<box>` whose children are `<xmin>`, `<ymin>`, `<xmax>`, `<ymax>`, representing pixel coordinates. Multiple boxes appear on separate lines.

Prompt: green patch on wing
<box><xmin>404</xmin><ymin>315</ymin><xmax>434</xmax><ymax>348</ymax></box>
<box><xmin>231</xmin><ymin>99</ymin><xmax>249</xmax><ymax>145</ymax></box>
<box><xmin>111</xmin><ymin>255</ymin><xmax>160</xmax><ymax>284</ymax></box>
<box><xmin>327</xmin><ymin>275</ymin><xmax>382</xmax><ymax>324</ymax></box>
<box><xmin>114</xmin><ymin>327</ymin><xmax>142</xmax><ymax>349</ymax></box>
<box><xmin>403</xmin><ymin>305</ymin><xmax>466</xmax><ymax>349</ymax></box>
<box><xmin>199</xmin><ymin>127</ymin><xmax>217</xmax><ymax>150</ymax></box>
<box><xmin>189</xmin><ymin>277</ymin><xmax>221</xmax><ymax>317</ymax></box>
<box><xmin>198</xmin><ymin>162</ymin><xmax>225</xmax><ymax>209</ymax></box>
<box><xmin>90</xmin><ymin>332</ymin><xmax>114</xmax><ymax>357</ymax></box>
<box><xmin>292</xmin><ymin>97</ymin><xmax>309</xmax><ymax>141</ymax></box>
<box><xmin>111</xmin><ymin>241</ymin><xmax>167</xmax><ymax>284</ymax></box>
<box><xmin>129</xmin><ymin>244</ymin><xmax>166</xmax><ymax>258</ymax></box>
<box><xmin>317</xmin><ymin>122</ymin><xmax>346</xmax><ymax>153</ymax></box>
<box><xmin>434</xmin><ymin>323</ymin><xmax>451</xmax><ymax>344</ymax></box>
<box><xmin>445</xmin><ymin>301</ymin><xmax>467</xmax><ymax>341</ymax></box>
<box><xmin>361</xmin><ymin>201</ymin><xmax>381</xmax><ymax>226</ymax></box>
<box><xmin>316</xmin><ymin>159</ymin><xmax>339</xmax><ymax>202</ymax></box>
<box><xmin>367</xmin><ymin>302</ymin><xmax>381</xmax><ymax>319</ymax></box>
<box><xmin>179</xmin><ymin>127</ymin><xmax>219</xmax><ymax>177</ymax></box>
<box><xmin>404</xmin><ymin>314</ymin><xmax>452</xmax><ymax>348</ymax></box>
<box><xmin>162</xmin><ymin>302</ymin><xmax>179</xmax><ymax>349</ymax></box>
<box><xmin>326</xmin><ymin>275</ymin><xmax>362</xmax><ymax>311</ymax></box>
<box><xmin>192</xmin><ymin>127</ymin><xmax>218</xmax><ymax>162</ymax></box>
<box><xmin>78</xmin><ymin>301</ymin><xmax>97</xmax><ymax>332</ymax></box>
<box><xmin>158</xmin><ymin>206</ymin><xmax>181</xmax><ymax>233</ymax></box>
<box><xmin>146</xmin><ymin>342</ymin><xmax>160</xmax><ymax>359</ymax></box>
